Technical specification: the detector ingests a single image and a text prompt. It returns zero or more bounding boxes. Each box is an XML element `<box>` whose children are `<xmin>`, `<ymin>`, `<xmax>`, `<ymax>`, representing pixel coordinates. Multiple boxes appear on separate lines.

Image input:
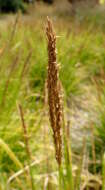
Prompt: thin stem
<box><xmin>19</xmin><ymin>104</ymin><xmax>35</xmax><ymax>190</ymax></box>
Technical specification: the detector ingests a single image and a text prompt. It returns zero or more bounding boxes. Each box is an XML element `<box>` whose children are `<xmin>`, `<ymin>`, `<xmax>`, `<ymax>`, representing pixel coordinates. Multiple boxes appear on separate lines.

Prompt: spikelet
<box><xmin>46</xmin><ymin>17</ymin><xmax>63</xmax><ymax>166</ymax></box>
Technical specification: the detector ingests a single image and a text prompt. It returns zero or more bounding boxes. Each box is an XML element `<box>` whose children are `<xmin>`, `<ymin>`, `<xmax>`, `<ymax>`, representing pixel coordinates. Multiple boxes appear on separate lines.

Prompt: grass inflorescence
<box><xmin>0</xmin><ymin>2</ymin><xmax>105</xmax><ymax>189</ymax></box>
<box><xmin>46</xmin><ymin>17</ymin><xmax>63</xmax><ymax>166</ymax></box>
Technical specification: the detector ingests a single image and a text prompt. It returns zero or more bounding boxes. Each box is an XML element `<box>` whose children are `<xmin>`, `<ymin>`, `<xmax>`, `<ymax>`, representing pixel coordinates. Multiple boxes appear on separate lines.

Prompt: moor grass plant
<box><xmin>1</xmin><ymin>4</ymin><xmax>105</xmax><ymax>189</ymax></box>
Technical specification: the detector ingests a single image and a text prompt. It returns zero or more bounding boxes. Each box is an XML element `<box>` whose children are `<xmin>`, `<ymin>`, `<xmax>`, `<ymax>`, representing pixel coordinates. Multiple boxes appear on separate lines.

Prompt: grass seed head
<box><xmin>46</xmin><ymin>17</ymin><xmax>63</xmax><ymax>166</ymax></box>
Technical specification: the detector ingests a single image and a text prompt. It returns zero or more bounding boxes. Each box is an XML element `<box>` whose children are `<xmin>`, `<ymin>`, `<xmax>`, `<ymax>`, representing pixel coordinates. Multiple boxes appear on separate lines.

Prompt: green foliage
<box><xmin>0</xmin><ymin>0</ymin><xmax>24</xmax><ymax>12</ymax></box>
<box><xmin>102</xmin><ymin>154</ymin><xmax>105</xmax><ymax>190</ymax></box>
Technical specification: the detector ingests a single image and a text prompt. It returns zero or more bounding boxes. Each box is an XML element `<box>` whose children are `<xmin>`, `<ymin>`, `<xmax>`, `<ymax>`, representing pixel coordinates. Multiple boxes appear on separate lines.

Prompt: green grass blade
<box><xmin>75</xmin><ymin>138</ymin><xmax>86</xmax><ymax>190</ymax></box>
<box><xmin>102</xmin><ymin>153</ymin><xmax>105</xmax><ymax>190</ymax></box>
<box><xmin>59</xmin><ymin>166</ymin><xmax>67</xmax><ymax>190</ymax></box>
<box><xmin>63</xmin><ymin>127</ymin><xmax>74</xmax><ymax>190</ymax></box>
<box><xmin>0</xmin><ymin>138</ymin><xmax>23</xmax><ymax>169</ymax></box>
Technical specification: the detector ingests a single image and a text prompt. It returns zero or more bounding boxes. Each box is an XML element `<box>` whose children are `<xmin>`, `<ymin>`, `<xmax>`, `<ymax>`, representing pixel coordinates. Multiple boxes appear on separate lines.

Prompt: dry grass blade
<box><xmin>81</xmin><ymin>175</ymin><xmax>102</xmax><ymax>190</ymax></box>
<box><xmin>7</xmin><ymin>158</ymin><xmax>45</xmax><ymax>185</ymax></box>
<box><xmin>19</xmin><ymin>104</ymin><xmax>31</xmax><ymax>158</ymax></box>
<box><xmin>91</xmin><ymin>124</ymin><xmax>96</xmax><ymax>174</ymax></box>
<box><xmin>46</xmin><ymin>17</ymin><xmax>63</xmax><ymax>166</ymax></box>
<box><xmin>44</xmin><ymin>176</ymin><xmax>49</xmax><ymax>190</ymax></box>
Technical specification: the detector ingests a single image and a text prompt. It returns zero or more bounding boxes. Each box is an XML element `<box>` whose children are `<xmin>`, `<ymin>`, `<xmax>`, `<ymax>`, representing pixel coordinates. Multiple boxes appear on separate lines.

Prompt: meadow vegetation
<box><xmin>0</xmin><ymin>1</ymin><xmax>105</xmax><ymax>189</ymax></box>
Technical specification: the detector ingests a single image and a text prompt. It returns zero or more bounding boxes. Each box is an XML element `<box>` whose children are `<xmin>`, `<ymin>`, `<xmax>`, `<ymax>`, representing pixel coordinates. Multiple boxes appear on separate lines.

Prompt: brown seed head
<box><xmin>46</xmin><ymin>17</ymin><xmax>63</xmax><ymax>166</ymax></box>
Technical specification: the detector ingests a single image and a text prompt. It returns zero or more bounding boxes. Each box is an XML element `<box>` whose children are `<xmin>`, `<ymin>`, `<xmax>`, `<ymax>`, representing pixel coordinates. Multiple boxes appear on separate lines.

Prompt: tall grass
<box><xmin>0</xmin><ymin>4</ymin><xmax>105</xmax><ymax>189</ymax></box>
